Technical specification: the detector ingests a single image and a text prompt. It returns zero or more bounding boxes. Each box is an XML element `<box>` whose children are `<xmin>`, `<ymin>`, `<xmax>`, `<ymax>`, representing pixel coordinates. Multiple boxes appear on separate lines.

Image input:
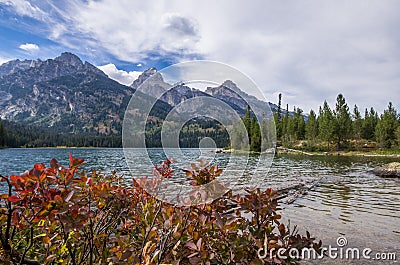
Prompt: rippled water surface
<box><xmin>271</xmin><ymin>155</ymin><xmax>400</xmax><ymax>263</ymax></box>
<box><xmin>0</xmin><ymin>148</ymin><xmax>399</xmax><ymax>263</ymax></box>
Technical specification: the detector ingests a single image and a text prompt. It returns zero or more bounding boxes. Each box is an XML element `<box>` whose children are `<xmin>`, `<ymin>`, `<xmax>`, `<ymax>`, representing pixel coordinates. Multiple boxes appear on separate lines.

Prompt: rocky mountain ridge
<box><xmin>0</xmin><ymin>53</ymin><xmax>278</xmax><ymax>145</ymax></box>
<box><xmin>0</xmin><ymin>52</ymin><xmax>169</xmax><ymax>135</ymax></box>
<box><xmin>129</xmin><ymin>68</ymin><xmax>278</xmax><ymax>116</ymax></box>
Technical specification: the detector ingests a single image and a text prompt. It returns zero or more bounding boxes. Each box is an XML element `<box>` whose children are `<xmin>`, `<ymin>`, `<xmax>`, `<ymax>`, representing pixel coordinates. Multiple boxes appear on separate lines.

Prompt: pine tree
<box><xmin>362</xmin><ymin>107</ymin><xmax>378</xmax><ymax>140</ymax></box>
<box><xmin>318</xmin><ymin>101</ymin><xmax>335</xmax><ymax>149</ymax></box>
<box><xmin>375</xmin><ymin>117</ymin><xmax>385</xmax><ymax>148</ymax></box>
<box><xmin>333</xmin><ymin>94</ymin><xmax>352</xmax><ymax>150</ymax></box>
<box><xmin>250</xmin><ymin>115</ymin><xmax>261</xmax><ymax>152</ymax></box>
<box><xmin>295</xmin><ymin>108</ymin><xmax>305</xmax><ymax>140</ymax></box>
<box><xmin>244</xmin><ymin>105</ymin><xmax>251</xmax><ymax>133</ymax></box>
<box><xmin>375</xmin><ymin>102</ymin><xmax>397</xmax><ymax>148</ymax></box>
<box><xmin>285</xmin><ymin>107</ymin><xmax>298</xmax><ymax>143</ymax></box>
<box><xmin>352</xmin><ymin>104</ymin><xmax>363</xmax><ymax>142</ymax></box>
<box><xmin>261</xmin><ymin>113</ymin><xmax>275</xmax><ymax>150</ymax></box>
<box><xmin>280</xmin><ymin>104</ymin><xmax>290</xmax><ymax>146</ymax></box>
<box><xmin>362</xmin><ymin>108</ymin><xmax>371</xmax><ymax>140</ymax></box>
<box><xmin>282</xmin><ymin>104</ymin><xmax>289</xmax><ymax>138</ymax></box>
<box><xmin>305</xmin><ymin>109</ymin><xmax>318</xmax><ymax>143</ymax></box>
<box><xmin>276</xmin><ymin>93</ymin><xmax>282</xmax><ymax>139</ymax></box>
<box><xmin>285</xmin><ymin>115</ymin><xmax>295</xmax><ymax>145</ymax></box>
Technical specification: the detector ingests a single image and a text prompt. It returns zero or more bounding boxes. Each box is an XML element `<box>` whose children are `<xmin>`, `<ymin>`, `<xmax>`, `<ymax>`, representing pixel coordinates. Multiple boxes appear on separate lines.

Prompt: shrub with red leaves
<box><xmin>0</xmin><ymin>156</ymin><xmax>321</xmax><ymax>264</ymax></box>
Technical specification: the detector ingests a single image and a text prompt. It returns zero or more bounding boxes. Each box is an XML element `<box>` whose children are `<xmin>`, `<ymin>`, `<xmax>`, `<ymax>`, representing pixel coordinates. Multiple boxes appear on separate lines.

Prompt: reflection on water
<box><xmin>0</xmin><ymin>148</ymin><xmax>399</xmax><ymax>262</ymax></box>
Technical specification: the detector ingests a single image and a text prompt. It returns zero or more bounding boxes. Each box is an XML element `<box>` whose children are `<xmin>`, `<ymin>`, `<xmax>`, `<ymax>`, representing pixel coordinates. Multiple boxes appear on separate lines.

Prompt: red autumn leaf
<box><xmin>34</xmin><ymin>163</ymin><xmax>45</xmax><ymax>171</ymax></box>
<box><xmin>69</xmin><ymin>154</ymin><xmax>84</xmax><ymax>167</ymax></box>
<box><xmin>7</xmin><ymin>195</ymin><xmax>20</xmax><ymax>203</ymax></box>
<box><xmin>30</xmin><ymin>167</ymin><xmax>41</xmax><ymax>178</ymax></box>
<box><xmin>74</xmin><ymin>157</ymin><xmax>84</xmax><ymax>166</ymax></box>
<box><xmin>9</xmin><ymin>175</ymin><xmax>21</xmax><ymax>184</ymax></box>
<box><xmin>71</xmin><ymin>209</ymin><xmax>78</xmax><ymax>219</ymax></box>
<box><xmin>54</xmin><ymin>195</ymin><xmax>63</xmax><ymax>204</ymax></box>
<box><xmin>50</xmin><ymin>158</ymin><xmax>58</xmax><ymax>169</ymax></box>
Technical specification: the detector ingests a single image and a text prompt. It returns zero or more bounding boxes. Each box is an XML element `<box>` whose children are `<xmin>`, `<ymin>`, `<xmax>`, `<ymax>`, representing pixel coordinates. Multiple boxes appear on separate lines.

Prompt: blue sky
<box><xmin>0</xmin><ymin>0</ymin><xmax>399</xmax><ymax>114</ymax></box>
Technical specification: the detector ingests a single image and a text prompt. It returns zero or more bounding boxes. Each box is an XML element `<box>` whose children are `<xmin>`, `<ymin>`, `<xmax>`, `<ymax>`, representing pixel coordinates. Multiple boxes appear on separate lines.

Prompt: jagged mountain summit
<box><xmin>0</xmin><ymin>52</ymin><xmax>106</xmax><ymax>83</ymax></box>
<box><xmin>0</xmin><ymin>58</ymin><xmax>43</xmax><ymax>78</ymax></box>
<box><xmin>0</xmin><ymin>53</ymin><xmax>169</xmax><ymax>135</ymax></box>
<box><xmin>130</xmin><ymin>68</ymin><xmax>170</xmax><ymax>99</ymax></box>
<box><xmin>130</xmin><ymin>68</ymin><xmax>211</xmax><ymax>107</ymax></box>
<box><xmin>130</xmin><ymin>67</ymin><xmax>278</xmax><ymax>116</ymax></box>
<box><xmin>206</xmin><ymin>80</ymin><xmax>278</xmax><ymax>117</ymax></box>
<box><xmin>160</xmin><ymin>84</ymin><xmax>211</xmax><ymax>107</ymax></box>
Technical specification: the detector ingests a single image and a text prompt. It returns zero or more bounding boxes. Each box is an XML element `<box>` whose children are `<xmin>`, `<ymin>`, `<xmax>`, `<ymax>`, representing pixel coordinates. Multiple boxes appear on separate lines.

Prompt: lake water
<box><xmin>0</xmin><ymin>148</ymin><xmax>399</xmax><ymax>264</ymax></box>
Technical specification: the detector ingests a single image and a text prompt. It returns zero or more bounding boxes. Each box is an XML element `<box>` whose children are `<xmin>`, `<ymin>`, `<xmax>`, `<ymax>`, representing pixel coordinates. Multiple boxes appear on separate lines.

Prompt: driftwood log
<box><xmin>276</xmin><ymin>178</ymin><xmax>321</xmax><ymax>204</ymax></box>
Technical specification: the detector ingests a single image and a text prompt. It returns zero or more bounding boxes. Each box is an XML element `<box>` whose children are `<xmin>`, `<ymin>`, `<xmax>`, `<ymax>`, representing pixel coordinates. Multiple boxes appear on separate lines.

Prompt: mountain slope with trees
<box><xmin>0</xmin><ymin>53</ymin><xmax>260</xmax><ymax>148</ymax></box>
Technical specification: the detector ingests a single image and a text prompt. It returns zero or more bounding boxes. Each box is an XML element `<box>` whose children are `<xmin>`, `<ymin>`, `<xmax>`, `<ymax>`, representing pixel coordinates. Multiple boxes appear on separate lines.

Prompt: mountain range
<box><xmin>0</xmin><ymin>52</ymin><xmax>278</xmax><ymax>147</ymax></box>
<box><xmin>132</xmin><ymin>68</ymin><xmax>279</xmax><ymax>116</ymax></box>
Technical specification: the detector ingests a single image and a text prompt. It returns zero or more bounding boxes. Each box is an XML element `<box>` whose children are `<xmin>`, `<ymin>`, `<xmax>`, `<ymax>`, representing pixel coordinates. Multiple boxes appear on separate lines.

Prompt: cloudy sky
<box><xmin>0</xmin><ymin>0</ymin><xmax>399</xmax><ymax>114</ymax></box>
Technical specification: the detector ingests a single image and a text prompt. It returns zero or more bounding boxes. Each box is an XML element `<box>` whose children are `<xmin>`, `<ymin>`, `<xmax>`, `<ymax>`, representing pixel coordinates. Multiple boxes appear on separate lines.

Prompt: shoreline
<box><xmin>2</xmin><ymin>146</ymin><xmax>400</xmax><ymax>158</ymax></box>
<box><xmin>277</xmin><ymin>146</ymin><xmax>400</xmax><ymax>158</ymax></box>
<box><xmin>216</xmin><ymin>147</ymin><xmax>400</xmax><ymax>158</ymax></box>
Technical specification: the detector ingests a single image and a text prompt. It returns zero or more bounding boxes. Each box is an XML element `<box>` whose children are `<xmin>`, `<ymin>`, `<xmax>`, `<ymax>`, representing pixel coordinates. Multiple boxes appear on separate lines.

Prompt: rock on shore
<box><xmin>372</xmin><ymin>162</ymin><xmax>400</xmax><ymax>177</ymax></box>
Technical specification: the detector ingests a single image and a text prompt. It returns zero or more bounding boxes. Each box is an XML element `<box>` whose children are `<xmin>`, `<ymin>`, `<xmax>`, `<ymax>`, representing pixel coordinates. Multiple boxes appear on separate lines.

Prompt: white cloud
<box><xmin>19</xmin><ymin>43</ymin><xmax>40</xmax><ymax>52</ymax></box>
<box><xmin>0</xmin><ymin>0</ymin><xmax>47</xmax><ymax>20</ymax></box>
<box><xmin>97</xmin><ymin>64</ymin><xmax>141</xmax><ymax>86</ymax></box>
<box><xmin>136</xmin><ymin>63</ymin><xmax>143</xmax><ymax>67</ymax></box>
<box><xmin>51</xmin><ymin>1</ymin><xmax>201</xmax><ymax>62</ymax></box>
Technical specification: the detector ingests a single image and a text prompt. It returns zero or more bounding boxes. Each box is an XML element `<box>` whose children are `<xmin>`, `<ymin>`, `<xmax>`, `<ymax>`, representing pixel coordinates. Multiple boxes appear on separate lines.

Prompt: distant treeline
<box><xmin>274</xmin><ymin>93</ymin><xmax>400</xmax><ymax>150</ymax></box>
<box><xmin>145</xmin><ymin>118</ymin><xmax>229</xmax><ymax>148</ymax></box>
<box><xmin>0</xmin><ymin>120</ymin><xmax>122</xmax><ymax>148</ymax></box>
<box><xmin>0</xmin><ymin>118</ymin><xmax>230</xmax><ymax>148</ymax></box>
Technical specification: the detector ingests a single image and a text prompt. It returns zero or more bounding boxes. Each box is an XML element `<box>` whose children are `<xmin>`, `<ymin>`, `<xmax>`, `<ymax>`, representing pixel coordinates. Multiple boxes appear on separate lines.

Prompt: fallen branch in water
<box><xmin>276</xmin><ymin>178</ymin><xmax>322</xmax><ymax>204</ymax></box>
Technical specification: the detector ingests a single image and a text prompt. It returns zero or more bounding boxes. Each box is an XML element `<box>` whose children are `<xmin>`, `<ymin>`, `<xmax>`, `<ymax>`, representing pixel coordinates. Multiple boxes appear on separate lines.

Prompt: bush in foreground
<box><xmin>0</xmin><ymin>155</ymin><xmax>321</xmax><ymax>264</ymax></box>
